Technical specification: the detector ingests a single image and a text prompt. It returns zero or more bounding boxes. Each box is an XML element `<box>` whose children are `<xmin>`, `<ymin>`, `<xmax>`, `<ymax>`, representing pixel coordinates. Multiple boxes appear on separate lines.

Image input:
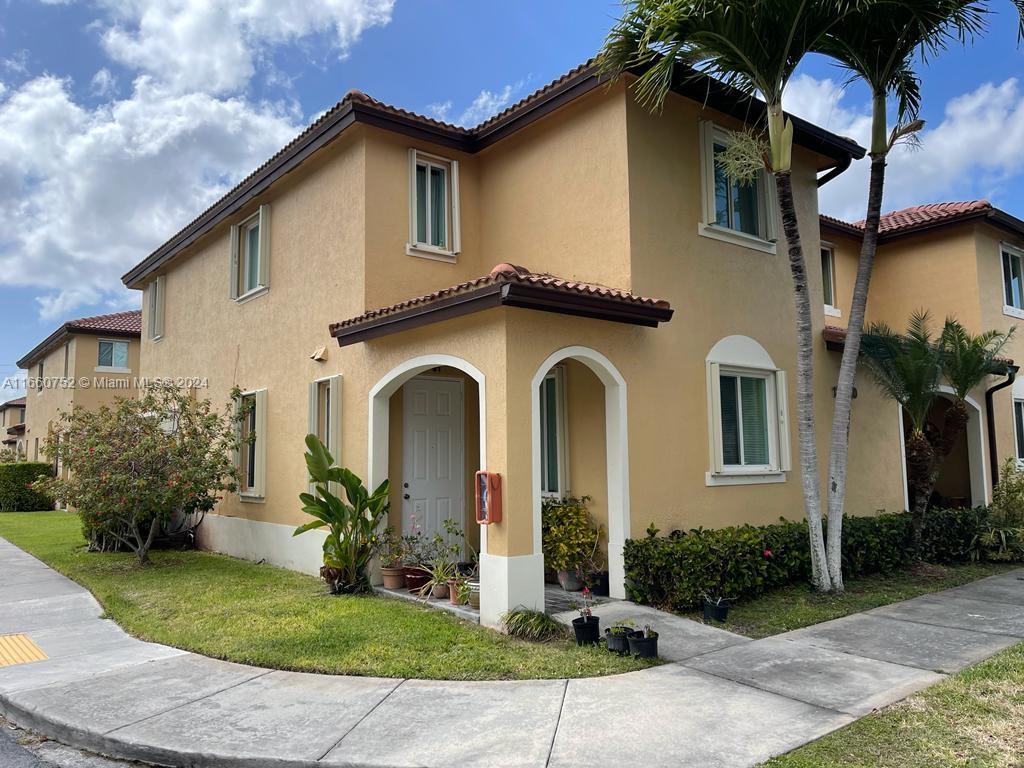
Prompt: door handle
<box><xmin>403</xmin><ymin>493</ymin><xmax>410</xmax><ymax>500</ymax></box>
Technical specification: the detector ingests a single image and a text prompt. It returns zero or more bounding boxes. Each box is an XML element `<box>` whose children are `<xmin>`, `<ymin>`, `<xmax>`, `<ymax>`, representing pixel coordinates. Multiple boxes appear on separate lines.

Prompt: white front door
<box><xmin>402</xmin><ymin>377</ymin><xmax>464</xmax><ymax>554</ymax></box>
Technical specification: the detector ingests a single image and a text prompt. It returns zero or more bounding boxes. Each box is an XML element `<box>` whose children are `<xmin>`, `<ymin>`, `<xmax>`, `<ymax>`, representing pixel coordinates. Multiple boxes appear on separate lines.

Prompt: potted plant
<box><xmin>570</xmin><ymin>587</ymin><xmax>600</xmax><ymax>646</ymax></box>
<box><xmin>448</xmin><ymin>575</ymin><xmax>466</xmax><ymax>604</ymax></box>
<box><xmin>467</xmin><ymin>579</ymin><xmax>481</xmax><ymax>609</ymax></box>
<box><xmin>541</xmin><ymin>495</ymin><xmax>603</xmax><ymax>593</ymax></box>
<box><xmin>627</xmin><ymin>625</ymin><xmax>659</xmax><ymax>658</ymax></box>
<box><xmin>604</xmin><ymin>623</ymin><xmax>634</xmax><ymax>655</ymax></box>
<box><xmin>702</xmin><ymin>589</ymin><xmax>733</xmax><ymax>622</ymax></box>
<box><xmin>374</xmin><ymin>525</ymin><xmax>406</xmax><ymax>590</ymax></box>
<box><xmin>422</xmin><ymin>558</ymin><xmax>456</xmax><ymax>599</ymax></box>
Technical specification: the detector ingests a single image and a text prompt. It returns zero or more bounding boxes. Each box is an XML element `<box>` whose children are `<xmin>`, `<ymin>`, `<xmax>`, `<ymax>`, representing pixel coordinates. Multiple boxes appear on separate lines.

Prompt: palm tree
<box><xmin>861</xmin><ymin>314</ymin><xmax>1013</xmax><ymax>551</ymax></box>
<box><xmin>600</xmin><ymin>0</ymin><xmax>867</xmax><ymax>592</ymax></box>
<box><xmin>814</xmin><ymin>0</ymin><xmax>1003</xmax><ymax>591</ymax></box>
<box><xmin>859</xmin><ymin>311</ymin><xmax>942</xmax><ymax>546</ymax></box>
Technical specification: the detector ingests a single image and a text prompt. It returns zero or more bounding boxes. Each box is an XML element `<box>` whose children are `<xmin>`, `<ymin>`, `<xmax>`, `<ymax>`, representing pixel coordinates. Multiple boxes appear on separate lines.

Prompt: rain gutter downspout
<box><xmin>986</xmin><ymin>364</ymin><xmax>1018</xmax><ymax>491</ymax></box>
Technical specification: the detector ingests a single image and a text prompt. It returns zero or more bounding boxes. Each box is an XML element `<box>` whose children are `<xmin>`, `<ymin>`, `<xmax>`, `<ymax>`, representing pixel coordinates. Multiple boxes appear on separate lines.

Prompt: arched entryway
<box><xmin>531</xmin><ymin>346</ymin><xmax>629</xmax><ymax>601</ymax></box>
<box><xmin>900</xmin><ymin>386</ymin><xmax>988</xmax><ymax>509</ymax></box>
<box><xmin>368</xmin><ymin>354</ymin><xmax>488</xmax><ymax>579</ymax></box>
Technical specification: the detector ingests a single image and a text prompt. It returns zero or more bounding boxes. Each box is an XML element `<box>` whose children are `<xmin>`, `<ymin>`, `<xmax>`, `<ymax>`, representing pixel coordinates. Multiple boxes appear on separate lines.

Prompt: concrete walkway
<box><xmin>1</xmin><ymin>537</ymin><xmax>1022</xmax><ymax>768</ymax></box>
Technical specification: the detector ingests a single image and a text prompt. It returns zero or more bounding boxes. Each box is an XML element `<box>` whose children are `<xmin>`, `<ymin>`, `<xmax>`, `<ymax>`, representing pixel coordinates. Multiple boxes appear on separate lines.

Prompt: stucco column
<box><xmin>478</xmin><ymin>354</ymin><xmax>545</xmax><ymax>628</ymax></box>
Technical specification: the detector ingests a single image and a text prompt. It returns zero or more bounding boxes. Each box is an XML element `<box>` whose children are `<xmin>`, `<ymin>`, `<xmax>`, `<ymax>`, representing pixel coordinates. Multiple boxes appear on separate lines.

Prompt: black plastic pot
<box><xmin>702</xmin><ymin>598</ymin><xmax>731</xmax><ymax>622</ymax></box>
<box><xmin>587</xmin><ymin>570</ymin><xmax>610</xmax><ymax>597</ymax></box>
<box><xmin>627</xmin><ymin>631</ymin><xmax>659</xmax><ymax>659</ymax></box>
<box><xmin>604</xmin><ymin>626</ymin><xmax>633</xmax><ymax>654</ymax></box>
<box><xmin>572</xmin><ymin>615</ymin><xmax>600</xmax><ymax>646</ymax></box>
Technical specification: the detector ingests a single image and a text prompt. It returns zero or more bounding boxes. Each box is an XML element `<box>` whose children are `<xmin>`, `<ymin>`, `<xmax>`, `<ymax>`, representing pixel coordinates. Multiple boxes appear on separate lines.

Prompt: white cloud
<box><xmin>784</xmin><ymin>74</ymin><xmax>1024</xmax><ymax>221</ymax></box>
<box><xmin>426</xmin><ymin>82</ymin><xmax>525</xmax><ymax>128</ymax></box>
<box><xmin>90</xmin><ymin>68</ymin><xmax>117</xmax><ymax>97</ymax></box>
<box><xmin>96</xmin><ymin>0</ymin><xmax>394</xmax><ymax>95</ymax></box>
<box><xmin>0</xmin><ymin>75</ymin><xmax>301</xmax><ymax>321</ymax></box>
<box><xmin>426</xmin><ymin>99</ymin><xmax>452</xmax><ymax>122</ymax></box>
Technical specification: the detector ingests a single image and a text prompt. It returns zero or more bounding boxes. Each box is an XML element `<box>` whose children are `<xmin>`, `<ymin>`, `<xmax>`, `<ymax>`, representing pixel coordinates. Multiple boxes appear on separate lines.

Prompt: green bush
<box><xmin>501</xmin><ymin>608</ymin><xmax>567</xmax><ymax>642</ymax></box>
<box><xmin>541</xmin><ymin>495</ymin><xmax>603</xmax><ymax>574</ymax></box>
<box><xmin>624</xmin><ymin>509</ymin><xmax>988</xmax><ymax>610</ymax></box>
<box><xmin>0</xmin><ymin>462</ymin><xmax>54</xmax><ymax>512</ymax></box>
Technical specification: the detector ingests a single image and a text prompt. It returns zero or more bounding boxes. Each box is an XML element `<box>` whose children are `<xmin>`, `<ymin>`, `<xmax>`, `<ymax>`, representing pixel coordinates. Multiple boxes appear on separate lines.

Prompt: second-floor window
<box><xmin>97</xmin><ymin>340</ymin><xmax>129</xmax><ymax>371</ymax></box>
<box><xmin>821</xmin><ymin>245</ymin><xmax>840</xmax><ymax>316</ymax></box>
<box><xmin>699</xmin><ymin>122</ymin><xmax>777</xmax><ymax>252</ymax></box>
<box><xmin>1001</xmin><ymin>244</ymin><xmax>1024</xmax><ymax>318</ymax></box>
<box><xmin>147</xmin><ymin>275</ymin><xmax>165</xmax><ymax>340</ymax></box>
<box><xmin>229</xmin><ymin>205</ymin><xmax>270</xmax><ymax>301</ymax></box>
<box><xmin>408</xmin><ymin>149</ymin><xmax>460</xmax><ymax>259</ymax></box>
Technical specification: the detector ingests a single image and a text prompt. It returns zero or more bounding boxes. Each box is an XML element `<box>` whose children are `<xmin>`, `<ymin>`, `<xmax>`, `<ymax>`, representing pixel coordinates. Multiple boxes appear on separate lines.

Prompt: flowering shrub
<box><xmin>36</xmin><ymin>385</ymin><xmax>243</xmax><ymax>564</ymax></box>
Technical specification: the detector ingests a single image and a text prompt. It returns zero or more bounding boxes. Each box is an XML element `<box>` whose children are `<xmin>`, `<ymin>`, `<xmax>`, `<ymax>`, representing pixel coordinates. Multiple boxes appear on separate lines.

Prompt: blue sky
<box><xmin>1</xmin><ymin>0</ymin><xmax>1023</xmax><ymax>395</ymax></box>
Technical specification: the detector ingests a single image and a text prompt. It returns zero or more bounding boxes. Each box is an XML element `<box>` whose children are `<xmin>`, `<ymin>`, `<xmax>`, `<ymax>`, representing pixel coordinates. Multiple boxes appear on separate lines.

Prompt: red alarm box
<box><xmin>475</xmin><ymin>471</ymin><xmax>502</xmax><ymax>525</ymax></box>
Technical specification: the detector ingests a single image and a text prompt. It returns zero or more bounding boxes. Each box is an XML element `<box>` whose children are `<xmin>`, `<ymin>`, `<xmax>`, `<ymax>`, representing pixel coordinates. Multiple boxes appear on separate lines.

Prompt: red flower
<box><xmin>763</xmin><ymin>549</ymin><xmax>773</xmax><ymax>558</ymax></box>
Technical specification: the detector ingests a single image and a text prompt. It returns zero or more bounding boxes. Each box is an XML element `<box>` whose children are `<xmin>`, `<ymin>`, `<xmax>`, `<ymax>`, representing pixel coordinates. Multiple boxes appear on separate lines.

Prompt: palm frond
<box><xmin>939</xmin><ymin>318</ymin><xmax>1016</xmax><ymax>399</ymax></box>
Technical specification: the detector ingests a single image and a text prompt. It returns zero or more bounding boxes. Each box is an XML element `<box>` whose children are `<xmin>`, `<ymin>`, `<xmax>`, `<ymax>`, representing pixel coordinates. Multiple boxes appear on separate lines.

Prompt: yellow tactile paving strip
<box><xmin>0</xmin><ymin>633</ymin><xmax>48</xmax><ymax>667</ymax></box>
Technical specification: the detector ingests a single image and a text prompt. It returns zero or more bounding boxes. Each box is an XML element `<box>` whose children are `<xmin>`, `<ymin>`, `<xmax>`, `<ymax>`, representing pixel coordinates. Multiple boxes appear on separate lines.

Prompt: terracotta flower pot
<box><xmin>448</xmin><ymin>578</ymin><xmax>463</xmax><ymax>604</ymax></box>
<box><xmin>431</xmin><ymin>583</ymin><xmax>449</xmax><ymax>599</ymax></box>
<box><xmin>380</xmin><ymin>566</ymin><xmax>406</xmax><ymax>590</ymax></box>
<box><xmin>404</xmin><ymin>567</ymin><xmax>430</xmax><ymax>593</ymax></box>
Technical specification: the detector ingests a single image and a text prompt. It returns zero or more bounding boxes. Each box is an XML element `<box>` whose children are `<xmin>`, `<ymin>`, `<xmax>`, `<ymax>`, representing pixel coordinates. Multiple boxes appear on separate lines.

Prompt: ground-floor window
<box><xmin>238</xmin><ymin>389</ymin><xmax>267</xmax><ymax>500</ymax></box>
<box><xmin>1014</xmin><ymin>399</ymin><xmax>1024</xmax><ymax>460</ymax></box>
<box><xmin>540</xmin><ymin>366</ymin><xmax>568</xmax><ymax>497</ymax></box>
<box><xmin>308</xmin><ymin>375</ymin><xmax>342</xmax><ymax>458</ymax></box>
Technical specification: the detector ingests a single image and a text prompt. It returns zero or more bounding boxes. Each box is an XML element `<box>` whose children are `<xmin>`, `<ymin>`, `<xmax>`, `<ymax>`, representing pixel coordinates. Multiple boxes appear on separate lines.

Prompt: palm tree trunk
<box><xmin>906</xmin><ymin>429</ymin><xmax>935</xmax><ymax>551</ymax></box>
<box><xmin>776</xmin><ymin>171</ymin><xmax>832</xmax><ymax>592</ymax></box>
<box><xmin>825</xmin><ymin>154</ymin><xmax>887</xmax><ymax>592</ymax></box>
<box><xmin>910</xmin><ymin>399</ymin><xmax>970</xmax><ymax>549</ymax></box>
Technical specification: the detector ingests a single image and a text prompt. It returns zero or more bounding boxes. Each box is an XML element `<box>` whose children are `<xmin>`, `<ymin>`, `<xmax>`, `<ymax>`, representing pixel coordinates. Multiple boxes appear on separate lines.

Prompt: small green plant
<box><xmin>374</xmin><ymin>525</ymin><xmax>405</xmax><ymax>568</ymax></box>
<box><xmin>501</xmin><ymin>608</ymin><xmax>567</xmax><ymax>642</ymax></box>
<box><xmin>607</xmin><ymin>624</ymin><xmax>634</xmax><ymax>636</ymax></box>
<box><xmin>419</xmin><ymin>558</ymin><xmax>457</xmax><ymax>597</ymax></box>
<box><xmin>542</xmin><ymin>495</ymin><xmax>603</xmax><ymax>575</ymax></box>
<box><xmin>294</xmin><ymin>434</ymin><xmax>390</xmax><ymax>594</ymax></box>
<box><xmin>974</xmin><ymin>459</ymin><xmax>1024</xmax><ymax>562</ymax></box>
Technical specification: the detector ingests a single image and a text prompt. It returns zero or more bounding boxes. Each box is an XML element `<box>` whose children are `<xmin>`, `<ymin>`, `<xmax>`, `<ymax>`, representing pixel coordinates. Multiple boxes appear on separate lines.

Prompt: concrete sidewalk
<box><xmin>1</xmin><ymin>536</ymin><xmax>1022</xmax><ymax>768</ymax></box>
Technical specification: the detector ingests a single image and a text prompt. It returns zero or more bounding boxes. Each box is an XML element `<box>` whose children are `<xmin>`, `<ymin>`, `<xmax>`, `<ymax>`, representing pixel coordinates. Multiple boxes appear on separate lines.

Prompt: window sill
<box><xmin>705</xmin><ymin>470</ymin><xmax>786</xmax><ymax>487</ymax></box>
<box><xmin>235</xmin><ymin>286</ymin><xmax>269</xmax><ymax>305</ymax></box>
<box><xmin>824</xmin><ymin>305</ymin><xmax>842</xmax><ymax>318</ymax></box>
<box><xmin>94</xmin><ymin>366</ymin><xmax>131</xmax><ymax>374</ymax></box>
<box><xmin>1003</xmin><ymin>305</ymin><xmax>1024</xmax><ymax>320</ymax></box>
<box><xmin>406</xmin><ymin>243</ymin><xmax>458</xmax><ymax>263</ymax></box>
<box><xmin>698</xmin><ymin>223</ymin><xmax>777</xmax><ymax>255</ymax></box>
<box><xmin>239</xmin><ymin>492</ymin><xmax>265</xmax><ymax>503</ymax></box>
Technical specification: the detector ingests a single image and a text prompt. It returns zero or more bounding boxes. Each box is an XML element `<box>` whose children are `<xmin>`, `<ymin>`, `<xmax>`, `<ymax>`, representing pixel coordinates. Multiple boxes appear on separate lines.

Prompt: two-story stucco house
<box><xmin>17</xmin><ymin>311</ymin><xmax>142</xmax><ymax>464</ymax></box>
<box><xmin>0</xmin><ymin>397</ymin><xmax>26</xmax><ymax>458</ymax></box>
<box><xmin>121</xmin><ymin>61</ymin><xmax>910</xmax><ymax>627</ymax></box>
<box><xmin>821</xmin><ymin>201</ymin><xmax>1024</xmax><ymax>511</ymax></box>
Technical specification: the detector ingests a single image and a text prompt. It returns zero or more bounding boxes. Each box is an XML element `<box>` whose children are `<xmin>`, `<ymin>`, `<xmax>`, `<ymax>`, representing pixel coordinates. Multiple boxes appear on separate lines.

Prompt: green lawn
<box><xmin>687</xmin><ymin>561</ymin><xmax>1017</xmax><ymax>639</ymax></box>
<box><xmin>0</xmin><ymin>511</ymin><xmax>653</xmax><ymax>681</ymax></box>
<box><xmin>764</xmin><ymin>640</ymin><xmax>1024</xmax><ymax>768</ymax></box>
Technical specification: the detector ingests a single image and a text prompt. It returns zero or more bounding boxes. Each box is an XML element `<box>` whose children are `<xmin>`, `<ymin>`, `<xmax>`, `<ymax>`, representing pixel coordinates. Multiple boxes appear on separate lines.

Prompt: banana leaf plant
<box><xmin>293</xmin><ymin>434</ymin><xmax>390</xmax><ymax>594</ymax></box>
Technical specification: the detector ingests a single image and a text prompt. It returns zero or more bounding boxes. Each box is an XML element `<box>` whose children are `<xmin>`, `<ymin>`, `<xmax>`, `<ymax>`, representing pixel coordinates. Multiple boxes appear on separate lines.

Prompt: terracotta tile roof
<box><xmin>821</xmin><ymin>201</ymin><xmax>1020</xmax><ymax>240</ymax></box>
<box><xmin>65</xmin><ymin>310</ymin><xmax>143</xmax><ymax>335</ymax></box>
<box><xmin>17</xmin><ymin>310</ymin><xmax>141</xmax><ymax>369</ymax></box>
<box><xmin>332</xmin><ymin>263</ymin><xmax>670</xmax><ymax>333</ymax></box>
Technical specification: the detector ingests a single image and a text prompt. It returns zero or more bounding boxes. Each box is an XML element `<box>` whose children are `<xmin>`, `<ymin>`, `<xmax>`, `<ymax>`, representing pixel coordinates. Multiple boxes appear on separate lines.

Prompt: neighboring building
<box><xmin>123</xmin><ymin>60</ymin><xmax>908</xmax><ymax>626</ymax></box>
<box><xmin>821</xmin><ymin>201</ymin><xmax>1024</xmax><ymax>510</ymax></box>
<box><xmin>17</xmin><ymin>311</ymin><xmax>142</xmax><ymax>464</ymax></box>
<box><xmin>0</xmin><ymin>397</ymin><xmax>26</xmax><ymax>458</ymax></box>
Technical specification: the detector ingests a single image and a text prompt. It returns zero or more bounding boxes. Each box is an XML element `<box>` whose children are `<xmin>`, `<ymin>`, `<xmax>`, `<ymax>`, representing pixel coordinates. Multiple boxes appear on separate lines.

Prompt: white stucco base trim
<box><xmin>196</xmin><ymin>513</ymin><xmax>325</xmax><ymax>576</ymax></box>
<box><xmin>479</xmin><ymin>552</ymin><xmax>545</xmax><ymax>628</ymax></box>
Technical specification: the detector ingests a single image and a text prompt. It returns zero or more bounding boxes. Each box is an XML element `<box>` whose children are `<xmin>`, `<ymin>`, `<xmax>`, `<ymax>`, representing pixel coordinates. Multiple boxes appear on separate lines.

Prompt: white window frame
<box><xmin>540</xmin><ymin>365</ymin><xmax>570</xmax><ymax>498</ymax></box>
<box><xmin>229</xmin><ymin>205</ymin><xmax>271</xmax><ymax>303</ymax></box>
<box><xmin>308</xmin><ymin>375</ymin><xmax>343</xmax><ymax>459</ymax></box>
<box><xmin>95</xmin><ymin>339</ymin><xmax>131</xmax><ymax>373</ymax></box>
<box><xmin>1000</xmin><ymin>242</ymin><xmax>1024</xmax><ymax>319</ymax></box>
<box><xmin>35</xmin><ymin>362</ymin><xmax>43</xmax><ymax>397</ymax></box>
<box><xmin>147</xmin><ymin>275</ymin><xmax>165</xmax><ymax>341</ymax></box>
<box><xmin>407</xmin><ymin>149</ymin><xmax>461</xmax><ymax>261</ymax></box>
<box><xmin>1013</xmin><ymin>398</ymin><xmax>1024</xmax><ymax>464</ymax></box>
<box><xmin>698</xmin><ymin>121</ymin><xmax>778</xmax><ymax>254</ymax></box>
<box><xmin>238</xmin><ymin>388</ymin><xmax>267</xmax><ymax>501</ymax></box>
<box><xmin>706</xmin><ymin>336</ymin><xmax>791</xmax><ymax>486</ymax></box>
<box><xmin>820</xmin><ymin>242</ymin><xmax>841</xmax><ymax>317</ymax></box>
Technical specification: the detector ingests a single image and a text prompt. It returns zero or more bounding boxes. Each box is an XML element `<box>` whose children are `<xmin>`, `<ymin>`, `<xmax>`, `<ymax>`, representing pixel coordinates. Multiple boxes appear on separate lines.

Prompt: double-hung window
<box><xmin>539</xmin><ymin>366</ymin><xmax>568</xmax><ymax>498</ymax></box>
<box><xmin>308</xmin><ymin>375</ymin><xmax>342</xmax><ymax>459</ymax></box>
<box><xmin>1001</xmin><ymin>244</ymin><xmax>1024</xmax><ymax>319</ymax></box>
<box><xmin>96</xmin><ymin>340</ymin><xmax>129</xmax><ymax>371</ymax></box>
<box><xmin>699</xmin><ymin>122</ymin><xmax>777</xmax><ymax>253</ymax></box>
<box><xmin>1015</xmin><ymin>399</ymin><xmax>1024</xmax><ymax>461</ymax></box>
<box><xmin>229</xmin><ymin>205</ymin><xmax>270</xmax><ymax>301</ymax></box>
<box><xmin>408</xmin><ymin>149</ymin><xmax>460</xmax><ymax>260</ymax></box>
<box><xmin>238</xmin><ymin>389</ymin><xmax>267</xmax><ymax>500</ymax></box>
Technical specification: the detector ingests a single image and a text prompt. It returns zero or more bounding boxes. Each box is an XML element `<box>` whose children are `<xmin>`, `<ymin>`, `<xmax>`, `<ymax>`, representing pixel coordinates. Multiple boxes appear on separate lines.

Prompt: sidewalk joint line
<box><xmin>544</xmin><ymin>679</ymin><xmax>569</xmax><ymax>768</ymax></box>
<box><xmin>316</xmin><ymin>678</ymin><xmax>406</xmax><ymax>762</ymax></box>
<box><xmin>103</xmin><ymin>668</ymin><xmax>274</xmax><ymax>735</ymax></box>
<box><xmin>682</xmin><ymin>664</ymin><xmax>850</xmax><ymax>718</ymax></box>
<box><xmin>864</xmin><ymin>611</ymin><xmax>1024</xmax><ymax>639</ymax></box>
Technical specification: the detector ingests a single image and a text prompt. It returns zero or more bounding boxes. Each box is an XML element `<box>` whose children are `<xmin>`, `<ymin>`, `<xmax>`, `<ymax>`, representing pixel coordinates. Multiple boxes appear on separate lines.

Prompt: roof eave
<box><xmin>17</xmin><ymin>325</ymin><xmax>140</xmax><ymax>370</ymax></box>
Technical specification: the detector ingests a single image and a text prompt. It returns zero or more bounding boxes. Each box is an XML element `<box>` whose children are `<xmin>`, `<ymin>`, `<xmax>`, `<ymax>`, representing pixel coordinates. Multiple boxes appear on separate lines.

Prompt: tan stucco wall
<box><xmin>135</xmin><ymin>80</ymin><xmax>909</xmax><ymax>571</ymax></box>
<box><xmin>821</xmin><ymin>228</ymin><xmax>863</xmax><ymax>331</ymax></box>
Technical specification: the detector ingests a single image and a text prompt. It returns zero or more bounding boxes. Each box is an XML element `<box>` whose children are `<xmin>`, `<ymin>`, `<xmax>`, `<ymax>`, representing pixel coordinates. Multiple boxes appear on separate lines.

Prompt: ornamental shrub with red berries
<box><xmin>36</xmin><ymin>384</ymin><xmax>244</xmax><ymax>564</ymax></box>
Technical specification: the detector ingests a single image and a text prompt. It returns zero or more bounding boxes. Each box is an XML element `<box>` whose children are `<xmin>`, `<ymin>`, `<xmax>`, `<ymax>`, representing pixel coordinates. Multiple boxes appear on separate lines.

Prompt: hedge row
<box><xmin>0</xmin><ymin>462</ymin><xmax>55</xmax><ymax>512</ymax></box>
<box><xmin>624</xmin><ymin>508</ymin><xmax>988</xmax><ymax>610</ymax></box>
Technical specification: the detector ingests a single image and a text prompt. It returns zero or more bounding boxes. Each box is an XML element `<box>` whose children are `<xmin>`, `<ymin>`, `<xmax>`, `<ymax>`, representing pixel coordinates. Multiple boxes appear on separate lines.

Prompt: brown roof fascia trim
<box><xmin>820</xmin><ymin>217</ymin><xmax>864</xmax><ymax>238</ymax></box>
<box><xmin>16</xmin><ymin>325</ymin><xmax>140</xmax><ymax>369</ymax></box>
<box><xmin>332</xmin><ymin>282</ymin><xmax>674</xmax><ymax>347</ymax></box>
